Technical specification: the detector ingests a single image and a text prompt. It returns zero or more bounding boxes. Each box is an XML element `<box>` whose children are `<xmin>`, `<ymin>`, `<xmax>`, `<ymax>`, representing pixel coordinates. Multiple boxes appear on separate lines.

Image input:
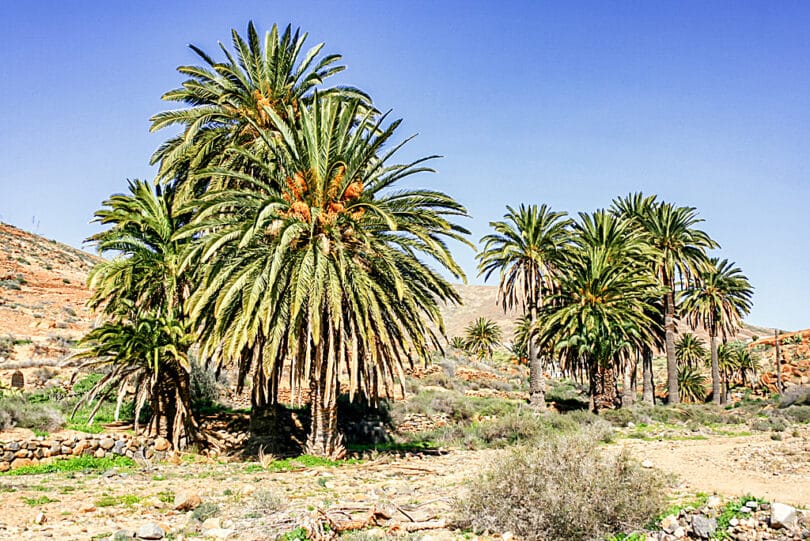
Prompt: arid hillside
<box><xmin>0</xmin><ymin>222</ymin><xmax>99</xmax><ymax>365</ymax></box>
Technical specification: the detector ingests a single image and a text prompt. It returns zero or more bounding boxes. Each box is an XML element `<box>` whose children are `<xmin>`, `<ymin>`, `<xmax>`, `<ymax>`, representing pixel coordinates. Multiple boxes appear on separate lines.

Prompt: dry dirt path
<box><xmin>617</xmin><ymin>429</ymin><xmax>810</xmax><ymax>507</ymax></box>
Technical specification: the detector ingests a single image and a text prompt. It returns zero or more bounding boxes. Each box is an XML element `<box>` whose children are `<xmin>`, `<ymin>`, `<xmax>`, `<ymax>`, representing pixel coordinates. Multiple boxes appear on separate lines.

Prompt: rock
<box><xmin>99</xmin><ymin>438</ymin><xmax>115</xmax><ymax>450</ymax></box>
<box><xmin>112</xmin><ymin>530</ymin><xmax>135</xmax><ymax>541</ymax></box>
<box><xmin>174</xmin><ymin>491</ymin><xmax>202</xmax><ymax>511</ymax></box>
<box><xmin>744</xmin><ymin>500</ymin><xmax>759</xmax><ymax>511</ymax></box>
<box><xmin>113</xmin><ymin>440</ymin><xmax>127</xmax><ymax>455</ymax></box>
<box><xmin>706</xmin><ymin>495</ymin><xmax>723</xmax><ymax>509</ymax></box>
<box><xmin>94</xmin><ymin>448</ymin><xmax>106</xmax><ymax>458</ymax></box>
<box><xmin>661</xmin><ymin>514</ymin><xmax>679</xmax><ymax>534</ymax></box>
<box><xmin>153</xmin><ymin>437</ymin><xmax>170</xmax><ymax>452</ymax></box>
<box><xmin>202</xmin><ymin>517</ymin><xmax>222</xmax><ymax>530</ymax></box>
<box><xmin>0</xmin><ymin>462</ymin><xmax>9</xmax><ymax>472</ymax></box>
<box><xmin>641</xmin><ymin>459</ymin><xmax>654</xmax><ymax>468</ymax></box>
<box><xmin>204</xmin><ymin>529</ymin><xmax>235</xmax><ymax>539</ymax></box>
<box><xmin>779</xmin><ymin>385</ymin><xmax>810</xmax><ymax>407</ymax></box>
<box><xmin>34</xmin><ymin>512</ymin><xmax>46</xmax><ymax>525</ymax></box>
<box><xmin>136</xmin><ymin>523</ymin><xmax>165</xmax><ymax>540</ymax></box>
<box><xmin>771</xmin><ymin>502</ymin><xmax>798</xmax><ymax>530</ymax></box>
<box><xmin>6</xmin><ymin>442</ymin><xmax>20</xmax><ymax>452</ymax></box>
<box><xmin>691</xmin><ymin>515</ymin><xmax>717</xmax><ymax>539</ymax></box>
<box><xmin>79</xmin><ymin>503</ymin><xmax>96</xmax><ymax>513</ymax></box>
<box><xmin>11</xmin><ymin>458</ymin><xmax>36</xmax><ymax>469</ymax></box>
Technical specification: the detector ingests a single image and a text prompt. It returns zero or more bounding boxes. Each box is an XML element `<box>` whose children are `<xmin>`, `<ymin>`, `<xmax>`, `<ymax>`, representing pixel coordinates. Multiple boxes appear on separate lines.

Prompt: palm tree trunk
<box><xmin>621</xmin><ymin>354</ymin><xmax>636</xmax><ymax>407</ymax></box>
<box><xmin>664</xmin><ymin>287</ymin><xmax>680</xmax><ymax>404</ymax></box>
<box><xmin>642</xmin><ymin>348</ymin><xmax>655</xmax><ymax>405</ymax></box>
<box><xmin>590</xmin><ymin>360</ymin><xmax>618</xmax><ymax>412</ymax></box>
<box><xmin>528</xmin><ymin>305</ymin><xmax>546</xmax><ymax>409</ymax></box>
<box><xmin>711</xmin><ymin>333</ymin><xmax>720</xmax><ymax>405</ymax></box>
<box><xmin>305</xmin><ymin>337</ymin><xmax>345</xmax><ymax>458</ymax></box>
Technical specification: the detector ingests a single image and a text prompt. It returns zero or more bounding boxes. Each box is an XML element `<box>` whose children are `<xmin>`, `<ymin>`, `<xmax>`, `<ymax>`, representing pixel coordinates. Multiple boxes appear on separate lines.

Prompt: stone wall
<box><xmin>0</xmin><ymin>433</ymin><xmax>171</xmax><ymax>472</ymax></box>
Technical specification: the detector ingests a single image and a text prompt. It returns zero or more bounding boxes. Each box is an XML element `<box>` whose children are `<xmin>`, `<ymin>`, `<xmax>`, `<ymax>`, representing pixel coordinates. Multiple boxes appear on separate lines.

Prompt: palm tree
<box><xmin>477</xmin><ymin>204</ymin><xmax>571</xmax><ymax>408</ymax></box>
<box><xmin>675</xmin><ymin>333</ymin><xmax>707</xmax><ymax>368</ymax></box>
<box><xmin>80</xmin><ymin>180</ymin><xmax>201</xmax><ymax>448</ymax></box>
<box><xmin>638</xmin><ymin>202</ymin><xmax>717</xmax><ymax>404</ymax></box>
<box><xmin>72</xmin><ymin>312</ymin><xmax>198</xmax><ymax>449</ymax></box>
<box><xmin>87</xmin><ymin>180</ymin><xmax>185</xmax><ymax>317</ymax></box>
<box><xmin>534</xmin><ymin>211</ymin><xmax>661</xmax><ymax>411</ymax></box>
<box><xmin>150</xmin><ymin>22</ymin><xmax>369</xmax><ymax>198</ymax></box>
<box><xmin>681</xmin><ymin>258</ymin><xmax>754</xmax><ymax>404</ymax></box>
<box><xmin>463</xmin><ymin>318</ymin><xmax>502</xmax><ymax>359</ymax></box>
<box><xmin>677</xmin><ymin>365</ymin><xmax>707</xmax><ymax>403</ymax></box>
<box><xmin>183</xmin><ymin>94</ymin><xmax>469</xmax><ymax>457</ymax></box>
<box><xmin>609</xmin><ymin>193</ymin><xmax>661</xmax><ymax>406</ymax></box>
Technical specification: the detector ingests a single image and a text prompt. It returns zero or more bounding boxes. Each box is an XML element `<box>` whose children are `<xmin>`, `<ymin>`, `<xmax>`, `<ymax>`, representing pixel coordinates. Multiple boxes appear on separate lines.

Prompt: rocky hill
<box><xmin>0</xmin><ymin>222</ymin><xmax>99</xmax><ymax>369</ymax></box>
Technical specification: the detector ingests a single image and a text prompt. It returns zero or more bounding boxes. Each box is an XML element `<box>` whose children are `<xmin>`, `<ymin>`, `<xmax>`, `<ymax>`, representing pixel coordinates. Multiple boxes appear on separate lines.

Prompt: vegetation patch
<box><xmin>1</xmin><ymin>455</ymin><xmax>134</xmax><ymax>476</ymax></box>
<box><xmin>455</xmin><ymin>430</ymin><xmax>665</xmax><ymax>540</ymax></box>
<box><xmin>22</xmin><ymin>495</ymin><xmax>60</xmax><ymax>506</ymax></box>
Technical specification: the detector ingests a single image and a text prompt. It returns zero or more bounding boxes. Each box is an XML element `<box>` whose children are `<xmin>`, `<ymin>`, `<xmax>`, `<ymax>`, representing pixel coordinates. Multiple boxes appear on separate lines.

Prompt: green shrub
<box><xmin>455</xmin><ymin>431</ymin><xmax>665</xmax><ymax>540</ymax></box>
<box><xmin>191</xmin><ymin>502</ymin><xmax>220</xmax><ymax>522</ymax></box>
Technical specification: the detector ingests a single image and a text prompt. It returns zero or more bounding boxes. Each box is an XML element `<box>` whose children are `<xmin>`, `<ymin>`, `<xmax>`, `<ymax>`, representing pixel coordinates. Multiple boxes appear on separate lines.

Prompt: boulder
<box><xmin>136</xmin><ymin>523</ymin><xmax>164</xmax><ymax>540</ymax></box>
<box><xmin>770</xmin><ymin>502</ymin><xmax>798</xmax><ymax>530</ymax></box>
<box><xmin>660</xmin><ymin>514</ymin><xmax>679</xmax><ymax>534</ymax></box>
<box><xmin>153</xmin><ymin>437</ymin><xmax>170</xmax><ymax>452</ymax></box>
<box><xmin>174</xmin><ymin>491</ymin><xmax>202</xmax><ymax>511</ymax></box>
<box><xmin>691</xmin><ymin>515</ymin><xmax>717</xmax><ymax>539</ymax></box>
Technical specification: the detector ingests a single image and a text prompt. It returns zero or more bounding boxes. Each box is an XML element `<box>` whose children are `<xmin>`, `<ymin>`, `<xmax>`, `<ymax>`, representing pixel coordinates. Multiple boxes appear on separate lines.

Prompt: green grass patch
<box><xmin>22</xmin><ymin>495</ymin><xmax>59</xmax><ymax>506</ymax></box>
<box><xmin>1</xmin><ymin>455</ymin><xmax>135</xmax><ymax>476</ymax></box>
<box><xmin>246</xmin><ymin>454</ymin><xmax>362</xmax><ymax>473</ymax></box>
<box><xmin>95</xmin><ymin>494</ymin><xmax>142</xmax><ymax>507</ymax></box>
<box><xmin>713</xmin><ymin>495</ymin><xmax>768</xmax><ymax>539</ymax></box>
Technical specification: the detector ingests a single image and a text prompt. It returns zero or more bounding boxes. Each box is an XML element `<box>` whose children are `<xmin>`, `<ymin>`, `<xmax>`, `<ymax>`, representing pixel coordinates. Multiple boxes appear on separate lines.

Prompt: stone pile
<box><xmin>0</xmin><ymin>434</ymin><xmax>172</xmax><ymax>471</ymax></box>
<box><xmin>395</xmin><ymin>412</ymin><xmax>449</xmax><ymax>434</ymax></box>
<box><xmin>651</xmin><ymin>498</ymin><xmax>808</xmax><ymax>540</ymax></box>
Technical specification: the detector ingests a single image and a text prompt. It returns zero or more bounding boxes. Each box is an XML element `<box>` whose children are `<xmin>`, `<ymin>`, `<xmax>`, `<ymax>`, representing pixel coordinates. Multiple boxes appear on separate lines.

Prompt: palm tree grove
<box><xmin>2</xmin><ymin>13</ymin><xmax>809</xmax><ymax>541</ymax></box>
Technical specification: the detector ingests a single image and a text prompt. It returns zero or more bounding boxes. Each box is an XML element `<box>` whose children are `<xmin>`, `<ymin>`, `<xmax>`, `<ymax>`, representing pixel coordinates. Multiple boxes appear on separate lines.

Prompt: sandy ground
<box><xmin>0</xmin><ymin>429</ymin><xmax>808</xmax><ymax>540</ymax></box>
<box><xmin>617</xmin><ymin>430</ymin><xmax>810</xmax><ymax>507</ymax></box>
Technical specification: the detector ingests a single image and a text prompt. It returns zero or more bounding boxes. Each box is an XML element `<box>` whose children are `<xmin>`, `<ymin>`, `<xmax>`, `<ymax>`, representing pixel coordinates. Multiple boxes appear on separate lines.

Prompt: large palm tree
<box><xmin>681</xmin><ymin>258</ymin><xmax>753</xmax><ymax>404</ymax></box>
<box><xmin>477</xmin><ymin>204</ymin><xmax>571</xmax><ymax>408</ymax></box>
<box><xmin>183</xmin><ymin>95</ymin><xmax>469</xmax><ymax>457</ymax></box>
<box><xmin>639</xmin><ymin>202</ymin><xmax>717</xmax><ymax>404</ymax></box>
<box><xmin>609</xmin><ymin>193</ymin><xmax>662</xmax><ymax>405</ymax></box>
<box><xmin>150</xmin><ymin>22</ymin><xmax>368</xmax><ymax>198</ymax></box>
<box><xmin>534</xmin><ymin>211</ymin><xmax>661</xmax><ymax>411</ymax></box>
<box><xmin>463</xmin><ymin>318</ymin><xmax>502</xmax><ymax>359</ymax></box>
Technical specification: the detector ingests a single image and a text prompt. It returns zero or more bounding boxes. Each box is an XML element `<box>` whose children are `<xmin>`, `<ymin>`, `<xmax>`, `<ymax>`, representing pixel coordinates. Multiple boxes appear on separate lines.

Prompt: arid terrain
<box><xmin>1</xmin><ymin>222</ymin><xmax>810</xmax><ymax>540</ymax></box>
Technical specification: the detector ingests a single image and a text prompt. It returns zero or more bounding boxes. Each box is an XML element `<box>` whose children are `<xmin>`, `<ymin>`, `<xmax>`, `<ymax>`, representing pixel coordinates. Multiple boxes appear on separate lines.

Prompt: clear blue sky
<box><xmin>1</xmin><ymin>1</ymin><xmax>808</xmax><ymax>330</ymax></box>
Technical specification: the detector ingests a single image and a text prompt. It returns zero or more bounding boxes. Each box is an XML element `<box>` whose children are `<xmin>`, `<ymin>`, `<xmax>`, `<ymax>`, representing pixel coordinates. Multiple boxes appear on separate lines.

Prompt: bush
<box><xmin>190</xmin><ymin>360</ymin><xmax>221</xmax><ymax>409</ymax></box>
<box><xmin>455</xmin><ymin>431</ymin><xmax>665</xmax><ymax>540</ymax></box>
<box><xmin>0</xmin><ymin>336</ymin><xmax>15</xmax><ymax>360</ymax></box>
<box><xmin>0</xmin><ymin>396</ymin><xmax>64</xmax><ymax>432</ymax></box>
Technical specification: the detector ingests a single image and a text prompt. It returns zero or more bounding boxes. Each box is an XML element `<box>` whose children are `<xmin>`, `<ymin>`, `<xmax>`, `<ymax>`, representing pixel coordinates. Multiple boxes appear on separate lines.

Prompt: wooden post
<box><xmin>775</xmin><ymin>329</ymin><xmax>783</xmax><ymax>395</ymax></box>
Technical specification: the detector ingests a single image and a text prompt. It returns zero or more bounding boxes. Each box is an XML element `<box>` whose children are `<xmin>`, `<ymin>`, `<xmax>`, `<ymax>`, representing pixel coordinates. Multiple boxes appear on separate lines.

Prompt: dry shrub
<box><xmin>0</xmin><ymin>396</ymin><xmax>64</xmax><ymax>432</ymax></box>
<box><xmin>455</xmin><ymin>431</ymin><xmax>665</xmax><ymax>540</ymax></box>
